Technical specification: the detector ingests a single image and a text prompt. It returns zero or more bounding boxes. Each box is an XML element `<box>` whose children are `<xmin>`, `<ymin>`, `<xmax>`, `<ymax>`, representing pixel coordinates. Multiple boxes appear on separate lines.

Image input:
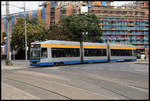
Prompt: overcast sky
<box><xmin>1</xmin><ymin>1</ymin><xmax>133</xmax><ymax>17</ymax></box>
<box><xmin>1</xmin><ymin>1</ymin><xmax>43</xmax><ymax>17</ymax></box>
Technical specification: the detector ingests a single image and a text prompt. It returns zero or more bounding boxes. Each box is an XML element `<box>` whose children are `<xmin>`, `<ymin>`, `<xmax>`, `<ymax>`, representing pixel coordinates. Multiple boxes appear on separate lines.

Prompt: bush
<box><xmin>5</xmin><ymin>59</ymin><xmax>13</xmax><ymax>65</ymax></box>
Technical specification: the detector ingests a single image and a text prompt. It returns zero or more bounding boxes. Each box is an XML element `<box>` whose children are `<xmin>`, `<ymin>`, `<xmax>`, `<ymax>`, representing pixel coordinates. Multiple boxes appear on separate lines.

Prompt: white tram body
<box><xmin>109</xmin><ymin>43</ymin><xmax>136</xmax><ymax>62</ymax></box>
<box><xmin>30</xmin><ymin>40</ymin><xmax>136</xmax><ymax>66</ymax></box>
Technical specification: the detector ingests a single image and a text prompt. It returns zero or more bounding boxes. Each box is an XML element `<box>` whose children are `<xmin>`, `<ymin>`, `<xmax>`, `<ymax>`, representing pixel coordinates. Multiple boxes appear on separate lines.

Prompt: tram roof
<box><xmin>31</xmin><ymin>40</ymin><xmax>135</xmax><ymax>47</ymax></box>
<box><xmin>31</xmin><ymin>40</ymin><xmax>107</xmax><ymax>46</ymax></box>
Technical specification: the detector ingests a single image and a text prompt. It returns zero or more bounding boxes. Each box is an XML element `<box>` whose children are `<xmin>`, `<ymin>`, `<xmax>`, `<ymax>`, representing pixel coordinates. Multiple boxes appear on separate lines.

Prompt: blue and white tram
<box><xmin>30</xmin><ymin>40</ymin><xmax>136</xmax><ymax>66</ymax></box>
<box><xmin>109</xmin><ymin>44</ymin><xmax>137</xmax><ymax>62</ymax></box>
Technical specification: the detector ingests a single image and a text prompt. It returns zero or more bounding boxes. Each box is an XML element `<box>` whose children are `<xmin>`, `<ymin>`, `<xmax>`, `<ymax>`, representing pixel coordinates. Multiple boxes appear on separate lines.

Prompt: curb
<box><xmin>2</xmin><ymin>64</ymin><xmax>29</xmax><ymax>67</ymax></box>
<box><xmin>2</xmin><ymin>64</ymin><xmax>29</xmax><ymax>70</ymax></box>
<box><xmin>134</xmin><ymin>63</ymin><xmax>149</xmax><ymax>65</ymax></box>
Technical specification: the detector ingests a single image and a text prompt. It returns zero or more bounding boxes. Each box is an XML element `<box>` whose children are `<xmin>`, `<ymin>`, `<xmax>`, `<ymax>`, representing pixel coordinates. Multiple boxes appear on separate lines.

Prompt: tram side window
<box><xmin>52</xmin><ymin>48</ymin><xmax>64</xmax><ymax>58</ymax></box>
<box><xmin>111</xmin><ymin>49</ymin><xmax>133</xmax><ymax>56</ymax></box>
<box><xmin>41</xmin><ymin>48</ymin><xmax>48</xmax><ymax>58</ymax></box>
<box><xmin>51</xmin><ymin>48</ymin><xmax>80</xmax><ymax>58</ymax></box>
<box><xmin>84</xmin><ymin>49</ymin><xmax>106</xmax><ymax>56</ymax></box>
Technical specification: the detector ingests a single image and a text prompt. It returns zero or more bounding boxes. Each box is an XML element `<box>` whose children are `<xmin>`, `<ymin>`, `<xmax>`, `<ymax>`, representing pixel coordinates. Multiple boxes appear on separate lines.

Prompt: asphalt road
<box><xmin>1</xmin><ymin>62</ymin><xmax>149</xmax><ymax>100</ymax></box>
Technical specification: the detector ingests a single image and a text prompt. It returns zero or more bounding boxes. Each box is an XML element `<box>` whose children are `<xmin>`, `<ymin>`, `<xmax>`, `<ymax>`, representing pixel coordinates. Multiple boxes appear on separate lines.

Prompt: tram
<box><xmin>30</xmin><ymin>40</ymin><xmax>136</xmax><ymax>66</ymax></box>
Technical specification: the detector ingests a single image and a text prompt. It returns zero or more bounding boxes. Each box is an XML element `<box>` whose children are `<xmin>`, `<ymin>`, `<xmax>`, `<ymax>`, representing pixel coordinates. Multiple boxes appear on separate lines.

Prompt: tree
<box><xmin>11</xmin><ymin>18</ymin><xmax>47</xmax><ymax>54</ymax></box>
<box><xmin>57</xmin><ymin>13</ymin><xmax>103</xmax><ymax>63</ymax></box>
<box><xmin>1</xmin><ymin>32</ymin><xmax>7</xmax><ymax>45</ymax></box>
<box><xmin>46</xmin><ymin>23</ymin><xmax>70</xmax><ymax>41</ymax></box>
<box><xmin>3</xmin><ymin>32</ymin><xmax>7</xmax><ymax>38</ymax></box>
<box><xmin>59</xmin><ymin>13</ymin><xmax>103</xmax><ymax>42</ymax></box>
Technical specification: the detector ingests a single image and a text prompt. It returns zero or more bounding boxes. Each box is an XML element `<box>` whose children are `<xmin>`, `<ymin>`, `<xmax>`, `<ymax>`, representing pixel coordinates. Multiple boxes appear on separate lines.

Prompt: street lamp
<box><xmin>106</xmin><ymin>37</ymin><xmax>110</xmax><ymax>62</ymax></box>
<box><xmin>24</xmin><ymin>2</ymin><xmax>28</xmax><ymax>60</ymax></box>
<box><xmin>6</xmin><ymin>1</ymin><xmax>12</xmax><ymax>65</ymax></box>
<box><xmin>20</xmin><ymin>2</ymin><xmax>28</xmax><ymax>60</ymax></box>
<box><xmin>39</xmin><ymin>1</ymin><xmax>47</xmax><ymax>8</ymax></box>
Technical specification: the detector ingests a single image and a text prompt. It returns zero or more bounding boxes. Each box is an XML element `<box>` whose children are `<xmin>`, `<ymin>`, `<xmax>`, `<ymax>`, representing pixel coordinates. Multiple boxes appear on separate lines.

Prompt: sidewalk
<box><xmin>1</xmin><ymin>59</ymin><xmax>148</xmax><ymax>70</ymax></box>
<box><xmin>1</xmin><ymin>60</ymin><xmax>30</xmax><ymax>70</ymax></box>
<box><xmin>2</xmin><ymin>82</ymin><xmax>39</xmax><ymax>99</ymax></box>
<box><xmin>134</xmin><ymin>59</ymin><xmax>149</xmax><ymax>65</ymax></box>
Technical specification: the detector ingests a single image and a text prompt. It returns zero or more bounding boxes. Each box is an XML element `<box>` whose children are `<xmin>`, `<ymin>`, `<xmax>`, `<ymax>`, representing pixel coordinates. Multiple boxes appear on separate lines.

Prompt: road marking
<box><xmin>2</xmin><ymin>65</ymin><xmax>27</xmax><ymax>70</ymax></box>
<box><xmin>15</xmin><ymin>71</ymin><xmax>71</xmax><ymax>82</ymax></box>
<box><xmin>30</xmin><ymin>67</ymin><xmax>59</xmax><ymax>69</ymax></box>
<box><xmin>3</xmin><ymin>74</ymin><xmax>117</xmax><ymax>99</ymax></box>
<box><xmin>41</xmin><ymin>78</ymin><xmax>118</xmax><ymax>99</ymax></box>
<box><xmin>127</xmin><ymin>85</ymin><xmax>148</xmax><ymax>93</ymax></box>
<box><xmin>88</xmin><ymin>73</ymin><xmax>148</xmax><ymax>93</ymax></box>
<box><xmin>88</xmin><ymin>73</ymin><xmax>124</xmax><ymax>84</ymax></box>
<box><xmin>2</xmin><ymin>82</ymin><xmax>39</xmax><ymax>99</ymax></box>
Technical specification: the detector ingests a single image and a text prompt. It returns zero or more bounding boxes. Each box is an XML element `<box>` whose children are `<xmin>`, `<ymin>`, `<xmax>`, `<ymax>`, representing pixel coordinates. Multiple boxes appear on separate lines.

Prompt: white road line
<box><xmin>16</xmin><ymin>71</ymin><xmax>71</xmax><ymax>82</ymax></box>
<box><xmin>44</xmin><ymin>78</ymin><xmax>119</xmax><ymax>99</ymax></box>
<box><xmin>2</xmin><ymin>82</ymin><xmax>39</xmax><ymax>99</ymax></box>
<box><xmin>127</xmin><ymin>85</ymin><xmax>148</xmax><ymax>93</ymax></box>
<box><xmin>88</xmin><ymin>73</ymin><xmax>148</xmax><ymax>93</ymax></box>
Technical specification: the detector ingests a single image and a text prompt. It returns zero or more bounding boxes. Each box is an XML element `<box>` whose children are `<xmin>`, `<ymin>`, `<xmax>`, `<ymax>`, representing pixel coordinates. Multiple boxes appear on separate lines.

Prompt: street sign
<box><xmin>144</xmin><ymin>45</ymin><xmax>147</xmax><ymax>48</ymax></box>
<box><xmin>4</xmin><ymin>44</ymin><xmax>7</xmax><ymax>55</ymax></box>
<box><xmin>81</xmin><ymin>5</ymin><xmax>88</xmax><ymax>14</ymax></box>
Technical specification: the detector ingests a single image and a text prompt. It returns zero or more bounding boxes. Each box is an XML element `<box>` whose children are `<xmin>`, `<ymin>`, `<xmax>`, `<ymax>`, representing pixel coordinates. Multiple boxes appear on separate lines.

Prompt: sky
<box><xmin>1</xmin><ymin>1</ymin><xmax>133</xmax><ymax>17</ymax></box>
<box><xmin>1</xmin><ymin>1</ymin><xmax>43</xmax><ymax>17</ymax></box>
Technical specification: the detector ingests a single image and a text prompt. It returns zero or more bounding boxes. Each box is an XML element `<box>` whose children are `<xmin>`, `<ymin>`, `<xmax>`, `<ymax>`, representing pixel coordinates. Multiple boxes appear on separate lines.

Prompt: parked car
<box><xmin>141</xmin><ymin>54</ymin><xmax>146</xmax><ymax>59</ymax></box>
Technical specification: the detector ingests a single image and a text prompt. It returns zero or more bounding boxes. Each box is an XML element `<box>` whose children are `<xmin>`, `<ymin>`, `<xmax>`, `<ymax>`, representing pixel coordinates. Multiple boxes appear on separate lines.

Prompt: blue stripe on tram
<box><xmin>30</xmin><ymin>58</ymin><xmax>136</xmax><ymax>66</ymax></box>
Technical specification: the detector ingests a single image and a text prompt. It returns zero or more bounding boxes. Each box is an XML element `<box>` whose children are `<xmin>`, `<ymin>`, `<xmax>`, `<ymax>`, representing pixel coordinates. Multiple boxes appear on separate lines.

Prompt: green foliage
<box><xmin>47</xmin><ymin>13</ymin><xmax>103</xmax><ymax>43</ymax></box>
<box><xmin>5</xmin><ymin>59</ymin><xmax>13</xmax><ymax>65</ymax></box>
<box><xmin>3</xmin><ymin>32</ymin><xmax>7</xmax><ymax>38</ymax></box>
<box><xmin>46</xmin><ymin>23</ymin><xmax>70</xmax><ymax>41</ymax></box>
<box><xmin>11</xmin><ymin>18</ymin><xmax>47</xmax><ymax>51</ymax></box>
<box><xmin>46</xmin><ymin>13</ymin><xmax>103</xmax><ymax>63</ymax></box>
<box><xmin>58</xmin><ymin>13</ymin><xmax>103</xmax><ymax>42</ymax></box>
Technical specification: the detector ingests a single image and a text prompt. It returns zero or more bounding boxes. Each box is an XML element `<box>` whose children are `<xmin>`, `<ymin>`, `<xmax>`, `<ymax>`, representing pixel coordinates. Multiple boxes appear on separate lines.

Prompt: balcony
<box><xmin>144</xmin><ymin>42</ymin><xmax>149</xmax><ymax>44</ymax></box>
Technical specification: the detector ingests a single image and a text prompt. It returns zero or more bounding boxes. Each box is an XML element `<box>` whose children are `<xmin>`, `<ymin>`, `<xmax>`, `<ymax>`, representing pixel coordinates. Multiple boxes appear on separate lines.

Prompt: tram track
<box><xmin>2</xmin><ymin>65</ymin><xmax>148</xmax><ymax>99</ymax></box>
<box><xmin>12</xmin><ymin>69</ymin><xmax>131</xmax><ymax>99</ymax></box>
<box><xmin>79</xmin><ymin>77</ymin><xmax>131</xmax><ymax>99</ymax></box>
<box><xmin>55</xmin><ymin>68</ymin><xmax>148</xmax><ymax>99</ymax></box>
<box><xmin>2</xmin><ymin>77</ymin><xmax>72</xmax><ymax>100</ymax></box>
<box><xmin>2</xmin><ymin>72</ymin><xmax>110</xmax><ymax>99</ymax></box>
<box><xmin>25</xmin><ymin>67</ymin><xmax>144</xmax><ymax>99</ymax></box>
<box><xmin>54</xmin><ymin>69</ymin><xmax>131</xmax><ymax>99</ymax></box>
<box><xmin>24</xmin><ymin>68</ymin><xmax>131</xmax><ymax>99</ymax></box>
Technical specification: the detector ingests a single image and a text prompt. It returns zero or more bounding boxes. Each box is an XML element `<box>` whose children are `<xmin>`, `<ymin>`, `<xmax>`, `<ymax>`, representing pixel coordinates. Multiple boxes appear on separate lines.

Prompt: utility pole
<box><xmin>6</xmin><ymin>1</ymin><xmax>12</xmax><ymax>65</ymax></box>
<box><xmin>107</xmin><ymin>38</ymin><xmax>110</xmax><ymax>62</ymax></box>
<box><xmin>24</xmin><ymin>2</ymin><xmax>28</xmax><ymax>60</ymax></box>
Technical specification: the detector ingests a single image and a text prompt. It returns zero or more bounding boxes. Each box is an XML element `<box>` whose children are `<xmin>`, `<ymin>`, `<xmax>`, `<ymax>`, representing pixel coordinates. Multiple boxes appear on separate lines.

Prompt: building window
<box><xmin>51</xmin><ymin>8</ymin><xmax>55</xmax><ymax>12</ymax></box>
<box><xmin>50</xmin><ymin>12</ymin><xmax>55</xmax><ymax>17</ymax></box>
<box><xmin>135</xmin><ymin>11</ymin><xmax>138</xmax><ymax>15</ymax></box>
<box><xmin>62</xmin><ymin>10</ymin><xmax>66</xmax><ymax>14</ymax></box>
<box><xmin>140</xmin><ymin>12</ymin><xmax>145</xmax><ymax>15</ymax></box>
<box><xmin>72</xmin><ymin>9</ymin><xmax>76</xmax><ymax>13</ymax></box>
<box><xmin>123</xmin><ymin>11</ymin><xmax>127</xmax><ymax>14</ymax></box>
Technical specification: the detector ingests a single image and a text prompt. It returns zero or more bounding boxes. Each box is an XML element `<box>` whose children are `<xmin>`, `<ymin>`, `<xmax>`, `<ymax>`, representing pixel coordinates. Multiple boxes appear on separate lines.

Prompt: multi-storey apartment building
<box><xmin>1</xmin><ymin>1</ymin><xmax>149</xmax><ymax>55</ymax></box>
<box><xmin>89</xmin><ymin>1</ymin><xmax>149</xmax><ymax>53</ymax></box>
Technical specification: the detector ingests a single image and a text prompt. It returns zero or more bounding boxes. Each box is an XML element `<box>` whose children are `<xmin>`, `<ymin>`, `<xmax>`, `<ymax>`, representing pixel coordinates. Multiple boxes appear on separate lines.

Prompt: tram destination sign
<box><xmin>31</xmin><ymin>44</ymin><xmax>41</xmax><ymax>48</ymax></box>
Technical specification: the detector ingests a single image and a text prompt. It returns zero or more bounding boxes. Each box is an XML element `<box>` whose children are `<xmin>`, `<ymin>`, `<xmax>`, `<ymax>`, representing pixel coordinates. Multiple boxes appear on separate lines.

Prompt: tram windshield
<box><xmin>30</xmin><ymin>48</ymin><xmax>40</xmax><ymax>59</ymax></box>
